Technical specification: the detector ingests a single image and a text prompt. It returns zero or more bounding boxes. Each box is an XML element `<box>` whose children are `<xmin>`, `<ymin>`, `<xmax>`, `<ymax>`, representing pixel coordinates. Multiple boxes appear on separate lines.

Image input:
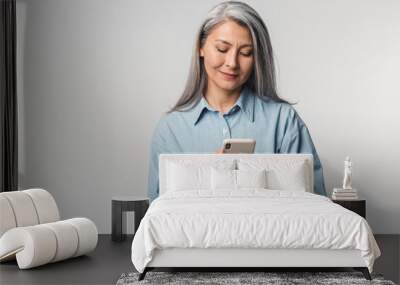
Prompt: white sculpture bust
<box><xmin>342</xmin><ymin>156</ymin><xmax>352</xmax><ymax>190</ymax></box>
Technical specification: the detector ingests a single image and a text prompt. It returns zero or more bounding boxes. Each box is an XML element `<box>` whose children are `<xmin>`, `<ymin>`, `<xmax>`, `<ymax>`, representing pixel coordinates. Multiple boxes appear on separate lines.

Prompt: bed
<box><xmin>131</xmin><ymin>154</ymin><xmax>381</xmax><ymax>280</ymax></box>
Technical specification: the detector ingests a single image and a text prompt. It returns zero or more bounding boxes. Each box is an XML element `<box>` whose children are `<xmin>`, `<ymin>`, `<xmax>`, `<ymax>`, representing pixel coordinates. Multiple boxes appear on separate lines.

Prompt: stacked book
<box><xmin>332</xmin><ymin>188</ymin><xmax>358</xmax><ymax>200</ymax></box>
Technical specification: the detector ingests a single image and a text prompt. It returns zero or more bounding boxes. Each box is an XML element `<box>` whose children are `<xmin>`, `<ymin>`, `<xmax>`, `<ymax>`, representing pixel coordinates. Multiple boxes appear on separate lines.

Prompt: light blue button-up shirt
<box><xmin>148</xmin><ymin>87</ymin><xmax>326</xmax><ymax>202</ymax></box>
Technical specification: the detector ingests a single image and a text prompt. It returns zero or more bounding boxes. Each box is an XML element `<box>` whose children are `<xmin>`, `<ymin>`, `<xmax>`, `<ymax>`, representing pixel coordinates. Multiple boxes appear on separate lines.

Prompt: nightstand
<box><xmin>111</xmin><ymin>196</ymin><xmax>149</xmax><ymax>242</ymax></box>
<box><xmin>332</xmin><ymin>199</ymin><xmax>366</xmax><ymax>218</ymax></box>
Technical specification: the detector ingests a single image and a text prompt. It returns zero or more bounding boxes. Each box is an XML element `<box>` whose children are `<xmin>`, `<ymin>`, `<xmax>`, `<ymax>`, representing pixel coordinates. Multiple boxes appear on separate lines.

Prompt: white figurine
<box><xmin>342</xmin><ymin>156</ymin><xmax>352</xmax><ymax>190</ymax></box>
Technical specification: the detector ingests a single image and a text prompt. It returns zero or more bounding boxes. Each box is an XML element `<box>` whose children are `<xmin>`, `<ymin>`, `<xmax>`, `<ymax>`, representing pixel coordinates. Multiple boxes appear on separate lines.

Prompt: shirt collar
<box><xmin>189</xmin><ymin>96</ymin><xmax>215</xmax><ymax>126</ymax></box>
<box><xmin>235</xmin><ymin>86</ymin><xmax>255</xmax><ymax>123</ymax></box>
<box><xmin>190</xmin><ymin>86</ymin><xmax>255</xmax><ymax>125</ymax></box>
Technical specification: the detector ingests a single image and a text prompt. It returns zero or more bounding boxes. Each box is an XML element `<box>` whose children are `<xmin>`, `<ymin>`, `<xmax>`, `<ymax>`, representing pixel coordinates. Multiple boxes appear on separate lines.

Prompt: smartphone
<box><xmin>222</xmin><ymin>138</ymin><xmax>256</xmax><ymax>154</ymax></box>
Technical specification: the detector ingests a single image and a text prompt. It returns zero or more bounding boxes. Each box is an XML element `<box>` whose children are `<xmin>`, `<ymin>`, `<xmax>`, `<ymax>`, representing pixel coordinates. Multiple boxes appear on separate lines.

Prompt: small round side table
<box><xmin>111</xmin><ymin>196</ymin><xmax>149</xmax><ymax>242</ymax></box>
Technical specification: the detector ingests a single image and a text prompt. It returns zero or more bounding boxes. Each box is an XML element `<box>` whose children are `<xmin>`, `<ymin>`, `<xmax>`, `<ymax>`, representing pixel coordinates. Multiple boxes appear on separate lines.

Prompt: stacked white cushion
<box><xmin>1</xmin><ymin>191</ymin><xmax>40</xmax><ymax>227</ymax></box>
<box><xmin>210</xmin><ymin>168</ymin><xmax>237</xmax><ymax>190</ymax></box>
<box><xmin>24</xmin><ymin>188</ymin><xmax>60</xmax><ymax>223</ymax></box>
<box><xmin>238</xmin><ymin>158</ymin><xmax>311</xmax><ymax>192</ymax></box>
<box><xmin>65</xmin><ymin>218</ymin><xmax>98</xmax><ymax>257</ymax></box>
<box><xmin>236</xmin><ymin>169</ymin><xmax>267</xmax><ymax>188</ymax></box>
<box><xmin>159</xmin><ymin>154</ymin><xmax>313</xmax><ymax>195</ymax></box>
<box><xmin>0</xmin><ymin>218</ymin><xmax>97</xmax><ymax>269</ymax></box>
<box><xmin>43</xmin><ymin>220</ymin><xmax>79</xmax><ymax>262</ymax></box>
<box><xmin>0</xmin><ymin>196</ymin><xmax>17</xmax><ymax>237</ymax></box>
<box><xmin>0</xmin><ymin>189</ymin><xmax>98</xmax><ymax>269</ymax></box>
<box><xmin>210</xmin><ymin>168</ymin><xmax>267</xmax><ymax>190</ymax></box>
<box><xmin>0</xmin><ymin>225</ymin><xmax>57</xmax><ymax>267</ymax></box>
<box><xmin>166</xmin><ymin>159</ymin><xmax>235</xmax><ymax>192</ymax></box>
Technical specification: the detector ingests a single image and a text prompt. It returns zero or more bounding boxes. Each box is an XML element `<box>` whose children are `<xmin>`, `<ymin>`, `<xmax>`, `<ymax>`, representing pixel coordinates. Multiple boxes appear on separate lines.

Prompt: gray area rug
<box><xmin>116</xmin><ymin>271</ymin><xmax>396</xmax><ymax>285</ymax></box>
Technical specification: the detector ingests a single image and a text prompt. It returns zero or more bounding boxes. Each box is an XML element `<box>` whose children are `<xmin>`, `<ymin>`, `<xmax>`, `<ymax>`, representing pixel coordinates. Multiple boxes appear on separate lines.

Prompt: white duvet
<box><xmin>131</xmin><ymin>190</ymin><xmax>380</xmax><ymax>273</ymax></box>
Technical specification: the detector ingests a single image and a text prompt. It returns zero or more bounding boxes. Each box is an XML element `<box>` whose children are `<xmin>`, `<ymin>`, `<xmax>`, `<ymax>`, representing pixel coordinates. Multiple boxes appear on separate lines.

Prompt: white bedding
<box><xmin>131</xmin><ymin>190</ymin><xmax>380</xmax><ymax>273</ymax></box>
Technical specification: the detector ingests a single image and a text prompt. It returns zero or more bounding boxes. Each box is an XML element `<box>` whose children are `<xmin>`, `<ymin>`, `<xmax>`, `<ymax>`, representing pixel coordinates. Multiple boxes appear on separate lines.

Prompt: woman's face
<box><xmin>200</xmin><ymin>20</ymin><xmax>254</xmax><ymax>95</ymax></box>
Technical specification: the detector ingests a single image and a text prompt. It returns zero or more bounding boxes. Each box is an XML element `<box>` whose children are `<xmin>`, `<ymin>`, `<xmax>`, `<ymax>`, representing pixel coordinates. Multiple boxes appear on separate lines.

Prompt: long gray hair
<box><xmin>169</xmin><ymin>1</ymin><xmax>288</xmax><ymax>113</ymax></box>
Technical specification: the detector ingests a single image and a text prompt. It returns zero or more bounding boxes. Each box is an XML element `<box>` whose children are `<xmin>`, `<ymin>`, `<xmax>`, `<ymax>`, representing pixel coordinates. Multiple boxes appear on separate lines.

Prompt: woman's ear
<box><xmin>199</xmin><ymin>47</ymin><xmax>204</xmax><ymax>58</ymax></box>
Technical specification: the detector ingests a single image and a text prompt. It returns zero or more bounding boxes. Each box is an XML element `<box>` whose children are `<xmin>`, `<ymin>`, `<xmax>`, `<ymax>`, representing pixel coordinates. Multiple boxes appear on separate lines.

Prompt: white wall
<box><xmin>17</xmin><ymin>0</ymin><xmax>400</xmax><ymax>234</ymax></box>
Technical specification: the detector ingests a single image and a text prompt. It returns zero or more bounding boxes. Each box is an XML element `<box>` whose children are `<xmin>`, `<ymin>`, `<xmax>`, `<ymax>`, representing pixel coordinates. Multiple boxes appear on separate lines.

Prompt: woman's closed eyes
<box><xmin>215</xmin><ymin>47</ymin><xmax>253</xmax><ymax>57</ymax></box>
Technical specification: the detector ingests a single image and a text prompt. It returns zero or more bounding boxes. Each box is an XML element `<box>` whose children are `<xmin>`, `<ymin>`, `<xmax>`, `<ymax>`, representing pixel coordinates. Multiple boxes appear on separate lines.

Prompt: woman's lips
<box><xmin>220</xmin><ymin>71</ymin><xmax>239</xmax><ymax>80</ymax></box>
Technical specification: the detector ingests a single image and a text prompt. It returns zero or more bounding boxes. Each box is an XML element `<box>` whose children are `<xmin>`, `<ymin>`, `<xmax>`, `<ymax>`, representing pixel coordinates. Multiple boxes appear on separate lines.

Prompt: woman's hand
<box><xmin>215</xmin><ymin>147</ymin><xmax>224</xmax><ymax>154</ymax></box>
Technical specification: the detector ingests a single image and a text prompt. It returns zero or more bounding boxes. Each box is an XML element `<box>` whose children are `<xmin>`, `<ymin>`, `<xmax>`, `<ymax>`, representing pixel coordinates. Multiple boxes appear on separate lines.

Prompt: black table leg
<box><xmin>112</xmin><ymin>201</ymin><xmax>124</xmax><ymax>241</ymax></box>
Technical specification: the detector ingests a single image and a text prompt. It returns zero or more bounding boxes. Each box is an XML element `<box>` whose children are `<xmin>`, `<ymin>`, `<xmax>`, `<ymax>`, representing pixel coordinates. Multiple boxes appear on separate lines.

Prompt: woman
<box><xmin>148</xmin><ymin>1</ymin><xmax>326</xmax><ymax>202</ymax></box>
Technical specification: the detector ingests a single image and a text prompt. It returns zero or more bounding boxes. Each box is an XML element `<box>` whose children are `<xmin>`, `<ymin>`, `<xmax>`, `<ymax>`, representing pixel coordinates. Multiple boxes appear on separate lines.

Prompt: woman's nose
<box><xmin>225</xmin><ymin>50</ymin><xmax>238</xmax><ymax>68</ymax></box>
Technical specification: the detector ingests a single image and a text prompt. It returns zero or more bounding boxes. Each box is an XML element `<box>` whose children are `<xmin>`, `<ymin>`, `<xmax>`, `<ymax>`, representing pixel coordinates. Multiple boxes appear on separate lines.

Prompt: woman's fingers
<box><xmin>215</xmin><ymin>148</ymin><xmax>224</xmax><ymax>154</ymax></box>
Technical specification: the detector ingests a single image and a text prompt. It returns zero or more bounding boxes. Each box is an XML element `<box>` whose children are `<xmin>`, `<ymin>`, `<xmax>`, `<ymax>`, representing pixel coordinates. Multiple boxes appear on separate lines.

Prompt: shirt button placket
<box><xmin>222</xmin><ymin>116</ymin><xmax>231</xmax><ymax>139</ymax></box>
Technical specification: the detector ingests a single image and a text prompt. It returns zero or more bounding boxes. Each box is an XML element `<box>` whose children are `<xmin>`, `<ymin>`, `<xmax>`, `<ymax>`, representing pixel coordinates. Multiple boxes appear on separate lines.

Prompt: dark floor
<box><xmin>0</xmin><ymin>234</ymin><xmax>399</xmax><ymax>285</ymax></box>
<box><xmin>0</xmin><ymin>235</ymin><xmax>134</xmax><ymax>285</ymax></box>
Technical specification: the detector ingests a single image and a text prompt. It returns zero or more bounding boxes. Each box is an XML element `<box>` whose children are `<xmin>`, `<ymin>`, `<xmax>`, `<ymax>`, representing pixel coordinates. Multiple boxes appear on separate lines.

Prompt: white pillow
<box><xmin>211</xmin><ymin>168</ymin><xmax>236</xmax><ymax>190</ymax></box>
<box><xmin>238</xmin><ymin>159</ymin><xmax>309</xmax><ymax>192</ymax></box>
<box><xmin>266</xmin><ymin>161</ymin><xmax>308</xmax><ymax>191</ymax></box>
<box><xmin>237</xmin><ymin>169</ymin><xmax>267</xmax><ymax>188</ymax></box>
<box><xmin>211</xmin><ymin>168</ymin><xmax>268</xmax><ymax>190</ymax></box>
<box><xmin>166</xmin><ymin>160</ymin><xmax>235</xmax><ymax>192</ymax></box>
